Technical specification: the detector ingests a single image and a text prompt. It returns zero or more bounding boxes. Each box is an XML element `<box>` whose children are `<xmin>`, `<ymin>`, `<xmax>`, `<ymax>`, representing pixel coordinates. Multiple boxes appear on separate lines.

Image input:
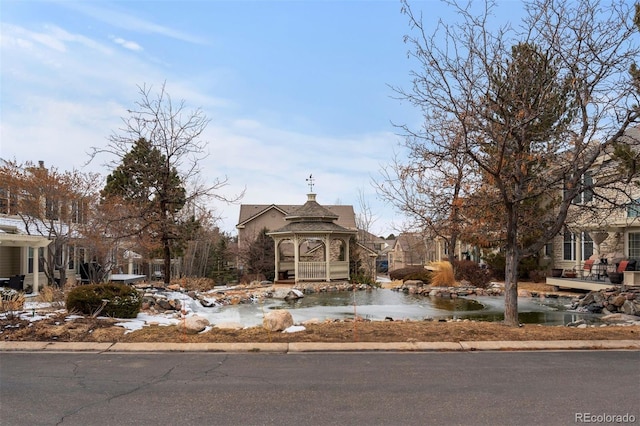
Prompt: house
<box><xmin>0</xmin><ymin>216</ymin><xmax>53</xmax><ymax>293</ymax></box>
<box><xmin>547</xmin><ymin>127</ymin><xmax>640</xmax><ymax>286</ymax></box>
<box><xmin>357</xmin><ymin>229</ymin><xmax>393</xmax><ymax>272</ymax></box>
<box><xmin>388</xmin><ymin>232</ymin><xmax>429</xmax><ymax>271</ymax></box>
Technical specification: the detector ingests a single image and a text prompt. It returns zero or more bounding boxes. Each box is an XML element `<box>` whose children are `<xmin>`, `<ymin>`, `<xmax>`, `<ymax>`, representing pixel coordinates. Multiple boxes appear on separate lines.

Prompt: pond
<box><xmin>195</xmin><ymin>288</ymin><xmax>597</xmax><ymax>328</ymax></box>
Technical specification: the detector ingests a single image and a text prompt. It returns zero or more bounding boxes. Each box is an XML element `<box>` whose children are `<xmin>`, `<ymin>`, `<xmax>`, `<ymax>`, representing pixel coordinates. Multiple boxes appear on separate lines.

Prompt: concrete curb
<box><xmin>1</xmin><ymin>340</ymin><xmax>638</xmax><ymax>353</ymax></box>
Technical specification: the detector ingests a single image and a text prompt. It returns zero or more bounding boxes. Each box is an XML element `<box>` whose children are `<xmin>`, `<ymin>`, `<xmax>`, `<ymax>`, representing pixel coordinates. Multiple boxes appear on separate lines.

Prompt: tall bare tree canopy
<box><xmin>92</xmin><ymin>83</ymin><xmax>243</xmax><ymax>284</ymax></box>
<box><xmin>384</xmin><ymin>0</ymin><xmax>640</xmax><ymax>326</ymax></box>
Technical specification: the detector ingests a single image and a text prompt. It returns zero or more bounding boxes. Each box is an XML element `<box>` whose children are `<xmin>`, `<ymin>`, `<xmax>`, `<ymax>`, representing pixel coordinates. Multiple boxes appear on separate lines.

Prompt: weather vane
<box><xmin>306</xmin><ymin>174</ymin><xmax>315</xmax><ymax>192</ymax></box>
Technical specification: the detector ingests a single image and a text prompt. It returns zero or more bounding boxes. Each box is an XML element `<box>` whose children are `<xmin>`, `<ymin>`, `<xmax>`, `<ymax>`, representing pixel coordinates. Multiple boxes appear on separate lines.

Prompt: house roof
<box><xmin>0</xmin><ymin>216</ymin><xmax>52</xmax><ymax>248</ymax></box>
<box><xmin>395</xmin><ymin>232</ymin><xmax>426</xmax><ymax>252</ymax></box>
<box><xmin>237</xmin><ymin>196</ymin><xmax>357</xmax><ymax>230</ymax></box>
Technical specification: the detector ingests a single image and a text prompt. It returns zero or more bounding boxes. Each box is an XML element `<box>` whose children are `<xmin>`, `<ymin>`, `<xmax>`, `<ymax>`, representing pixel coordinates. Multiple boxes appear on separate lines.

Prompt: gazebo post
<box><xmin>293</xmin><ymin>235</ymin><xmax>300</xmax><ymax>283</ymax></box>
<box><xmin>325</xmin><ymin>235</ymin><xmax>331</xmax><ymax>282</ymax></box>
<box><xmin>345</xmin><ymin>236</ymin><xmax>350</xmax><ymax>281</ymax></box>
<box><xmin>274</xmin><ymin>238</ymin><xmax>280</xmax><ymax>282</ymax></box>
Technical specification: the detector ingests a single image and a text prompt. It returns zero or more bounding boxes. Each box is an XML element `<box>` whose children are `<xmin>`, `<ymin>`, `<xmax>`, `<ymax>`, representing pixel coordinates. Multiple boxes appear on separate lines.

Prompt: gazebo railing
<box><xmin>276</xmin><ymin>261</ymin><xmax>350</xmax><ymax>281</ymax></box>
<box><xmin>298</xmin><ymin>262</ymin><xmax>326</xmax><ymax>280</ymax></box>
<box><xmin>329</xmin><ymin>261</ymin><xmax>349</xmax><ymax>278</ymax></box>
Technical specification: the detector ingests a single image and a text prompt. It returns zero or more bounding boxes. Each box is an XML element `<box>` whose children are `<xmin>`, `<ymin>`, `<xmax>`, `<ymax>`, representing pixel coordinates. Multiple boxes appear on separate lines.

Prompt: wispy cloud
<box><xmin>1</xmin><ymin>23</ymin><xmax>112</xmax><ymax>57</ymax></box>
<box><xmin>60</xmin><ymin>2</ymin><xmax>207</xmax><ymax>45</ymax></box>
<box><xmin>110</xmin><ymin>36</ymin><xmax>143</xmax><ymax>52</ymax></box>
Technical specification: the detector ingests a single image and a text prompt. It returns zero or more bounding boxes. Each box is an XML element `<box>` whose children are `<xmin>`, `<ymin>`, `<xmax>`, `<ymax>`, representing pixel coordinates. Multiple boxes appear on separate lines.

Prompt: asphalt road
<box><xmin>1</xmin><ymin>351</ymin><xmax>638</xmax><ymax>426</ymax></box>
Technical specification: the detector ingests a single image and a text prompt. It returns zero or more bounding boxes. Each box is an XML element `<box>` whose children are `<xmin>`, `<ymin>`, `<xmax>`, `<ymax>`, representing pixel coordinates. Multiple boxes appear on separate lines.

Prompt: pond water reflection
<box><xmin>200</xmin><ymin>288</ymin><xmax>597</xmax><ymax>328</ymax></box>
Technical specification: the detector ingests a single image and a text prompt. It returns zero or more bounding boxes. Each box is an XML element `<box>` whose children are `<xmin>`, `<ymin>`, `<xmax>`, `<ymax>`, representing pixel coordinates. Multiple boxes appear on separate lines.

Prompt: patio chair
<box><xmin>582</xmin><ymin>259</ymin><xmax>595</xmax><ymax>279</ymax></box>
<box><xmin>616</xmin><ymin>260</ymin><xmax>629</xmax><ymax>273</ymax></box>
<box><xmin>7</xmin><ymin>275</ymin><xmax>24</xmax><ymax>291</ymax></box>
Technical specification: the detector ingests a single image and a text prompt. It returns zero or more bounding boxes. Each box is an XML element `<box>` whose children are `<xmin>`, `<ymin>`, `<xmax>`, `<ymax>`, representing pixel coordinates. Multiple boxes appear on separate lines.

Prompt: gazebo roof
<box><xmin>268</xmin><ymin>193</ymin><xmax>356</xmax><ymax>236</ymax></box>
<box><xmin>284</xmin><ymin>193</ymin><xmax>339</xmax><ymax>223</ymax></box>
<box><xmin>270</xmin><ymin>221</ymin><xmax>355</xmax><ymax>234</ymax></box>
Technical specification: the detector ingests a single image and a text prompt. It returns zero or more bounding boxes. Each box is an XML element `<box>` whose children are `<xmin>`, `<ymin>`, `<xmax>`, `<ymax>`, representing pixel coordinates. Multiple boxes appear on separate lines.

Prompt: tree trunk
<box><xmin>163</xmin><ymin>234</ymin><xmax>171</xmax><ymax>285</ymax></box>
<box><xmin>503</xmin><ymin>204</ymin><xmax>519</xmax><ymax>326</ymax></box>
<box><xmin>448</xmin><ymin>235</ymin><xmax>457</xmax><ymax>265</ymax></box>
<box><xmin>503</xmin><ymin>246</ymin><xmax>519</xmax><ymax>326</ymax></box>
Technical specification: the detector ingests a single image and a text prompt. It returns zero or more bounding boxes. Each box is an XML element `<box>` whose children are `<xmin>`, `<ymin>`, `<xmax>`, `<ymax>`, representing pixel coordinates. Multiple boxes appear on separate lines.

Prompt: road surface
<box><xmin>1</xmin><ymin>351</ymin><xmax>638</xmax><ymax>425</ymax></box>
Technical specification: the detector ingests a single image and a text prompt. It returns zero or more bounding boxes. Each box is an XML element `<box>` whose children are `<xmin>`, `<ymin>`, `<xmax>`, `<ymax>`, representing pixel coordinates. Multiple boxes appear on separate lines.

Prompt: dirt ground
<box><xmin>1</xmin><ymin>282</ymin><xmax>639</xmax><ymax>344</ymax></box>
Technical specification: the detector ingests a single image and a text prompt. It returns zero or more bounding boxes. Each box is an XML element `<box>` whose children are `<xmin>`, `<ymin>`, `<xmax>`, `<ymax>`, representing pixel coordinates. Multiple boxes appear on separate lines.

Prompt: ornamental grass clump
<box><xmin>66</xmin><ymin>283</ymin><xmax>142</xmax><ymax>318</ymax></box>
<box><xmin>429</xmin><ymin>261</ymin><xmax>456</xmax><ymax>287</ymax></box>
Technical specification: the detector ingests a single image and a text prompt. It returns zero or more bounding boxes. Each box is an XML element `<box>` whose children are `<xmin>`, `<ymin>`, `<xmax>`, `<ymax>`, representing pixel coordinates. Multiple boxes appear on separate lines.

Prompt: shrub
<box><xmin>350</xmin><ymin>272</ymin><xmax>376</xmax><ymax>285</ymax></box>
<box><xmin>482</xmin><ymin>253</ymin><xmax>543</xmax><ymax>281</ymax></box>
<box><xmin>389</xmin><ymin>266</ymin><xmax>432</xmax><ymax>283</ymax></box>
<box><xmin>453</xmin><ymin>260</ymin><xmax>491</xmax><ymax>288</ymax></box>
<box><xmin>66</xmin><ymin>283</ymin><xmax>142</xmax><ymax>318</ymax></box>
<box><xmin>483</xmin><ymin>253</ymin><xmax>506</xmax><ymax>281</ymax></box>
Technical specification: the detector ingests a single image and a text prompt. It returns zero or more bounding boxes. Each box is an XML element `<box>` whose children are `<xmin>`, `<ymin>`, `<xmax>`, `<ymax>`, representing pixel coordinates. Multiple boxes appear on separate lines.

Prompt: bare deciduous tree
<box><xmin>90</xmin><ymin>83</ymin><xmax>244</xmax><ymax>284</ymax></box>
<box><xmin>388</xmin><ymin>0</ymin><xmax>639</xmax><ymax>326</ymax></box>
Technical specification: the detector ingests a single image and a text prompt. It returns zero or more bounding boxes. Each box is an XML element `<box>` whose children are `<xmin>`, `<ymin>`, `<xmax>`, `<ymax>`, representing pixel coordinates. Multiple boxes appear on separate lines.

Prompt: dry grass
<box><xmin>1</xmin><ymin>292</ymin><xmax>25</xmax><ymax>312</ymax></box>
<box><xmin>1</xmin><ymin>312</ymin><xmax>638</xmax><ymax>343</ymax></box>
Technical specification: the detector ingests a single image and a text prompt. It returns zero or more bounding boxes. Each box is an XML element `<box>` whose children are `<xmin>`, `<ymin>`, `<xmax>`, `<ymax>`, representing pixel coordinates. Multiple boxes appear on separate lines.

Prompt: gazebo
<box><xmin>267</xmin><ymin>193</ymin><xmax>357</xmax><ymax>283</ymax></box>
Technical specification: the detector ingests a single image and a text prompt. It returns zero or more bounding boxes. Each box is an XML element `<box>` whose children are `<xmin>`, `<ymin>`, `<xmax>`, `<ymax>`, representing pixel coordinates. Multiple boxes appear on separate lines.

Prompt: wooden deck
<box><xmin>547</xmin><ymin>270</ymin><xmax>639</xmax><ymax>291</ymax></box>
<box><xmin>545</xmin><ymin>276</ymin><xmax>620</xmax><ymax>291</ymax></box>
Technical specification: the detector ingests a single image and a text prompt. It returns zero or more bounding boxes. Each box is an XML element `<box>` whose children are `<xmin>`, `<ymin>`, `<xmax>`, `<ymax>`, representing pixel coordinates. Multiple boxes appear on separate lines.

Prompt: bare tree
<box><xmin>91</xmin><ymin>83</ymin><xmax>243</xmax><ymax>284</ymax></box>
<box><xmin>0</xmin><ymin>160</ymin><xmax>101</xmax><ymax>286</ymax></box>
<box><xmin>390</xmin><ymin>0</ymin><xmax>639</xmax><ymax>326</ymax></box>
<box><xmin>377</xmin><ymin>120</ymin><xmax>478</xmax><ymax>264</ymax></box>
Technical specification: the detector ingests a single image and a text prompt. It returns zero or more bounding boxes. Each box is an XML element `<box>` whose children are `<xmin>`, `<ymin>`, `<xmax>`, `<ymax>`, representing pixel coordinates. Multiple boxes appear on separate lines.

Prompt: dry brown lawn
<box><xmin>1</xmin><ymin>281</ymin><xmax>638</xmax><ymax>344</ymax></box>
<box><xmin>1</xmin><ymin>311</ymin><xmax>638</xmax><ymax>344</ymax></box>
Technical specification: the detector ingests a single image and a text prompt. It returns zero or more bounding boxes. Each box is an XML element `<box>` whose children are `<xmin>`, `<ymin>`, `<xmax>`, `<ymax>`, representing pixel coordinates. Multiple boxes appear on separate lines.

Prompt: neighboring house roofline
<box><xmin>236</xmin><ymin>204</ymin><xmax>289</xmax><ymax>229</ymax></box>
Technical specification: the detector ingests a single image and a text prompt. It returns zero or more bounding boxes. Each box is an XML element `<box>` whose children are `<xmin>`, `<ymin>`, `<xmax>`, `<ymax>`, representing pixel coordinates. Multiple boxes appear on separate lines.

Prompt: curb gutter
<box><xmin>0</xmin><ymin>340</ymin><xmax>638</xmax><ymax>353</ymax></box>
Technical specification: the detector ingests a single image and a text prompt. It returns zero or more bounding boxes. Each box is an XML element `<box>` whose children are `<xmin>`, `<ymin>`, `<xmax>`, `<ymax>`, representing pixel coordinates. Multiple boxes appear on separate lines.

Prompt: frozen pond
<box><xmin>191</xmin><ymin>289</ymin><xmax>597</xmax><ymax>328</ymax></box>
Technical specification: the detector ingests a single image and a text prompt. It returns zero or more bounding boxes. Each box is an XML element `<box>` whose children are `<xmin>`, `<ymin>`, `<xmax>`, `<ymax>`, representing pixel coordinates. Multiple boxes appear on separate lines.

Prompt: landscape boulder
<box><xmin>263</xmin><ymin>309</ymin><xmax>294</xmax><ymax>331</ymax></box>
<box><xmin>183</xmin><ymin>315</ymin><xmax>210</xmax><ymax>333</ymax></box>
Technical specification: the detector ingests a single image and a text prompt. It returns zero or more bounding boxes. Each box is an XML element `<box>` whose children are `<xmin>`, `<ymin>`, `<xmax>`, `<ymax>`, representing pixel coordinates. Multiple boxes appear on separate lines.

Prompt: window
<box><xmin>28</xmin><ymin>248</ymin><xmax>34</xmax><ymax>273</ymax></box>
<box><xmin>45</xmin><ymin>197</ymin><xmax>59</xmax><ymax>220</ymax></box>
<box><xmin>563</xmin><ymin>231</ymin><xmax>593</xmax><ymax>261</ymax></box>
<box><xmin>71</xmin><ymin>198</ymin><xmax>88</xmax><ymax>224</ymax></box>
<box><xmin>39</xmin><ymin>248</ymin><xmax>45</xmax><ymax>271</ymax></box>
<box><xmin>0</xmin><ymin>187</ymin><xmax>18</xmax><ymax>214</ymax></box>
<box><xmin>628</xmin><ymin>199</ymin><xmax>640</xmax><ymax>218</ymax></box>
<box><xmin>74</xmin><ymin>248</ymin><xmax>86</xmax><ymax>274</ymax></box>
<box><xmin>629</xmin><ymin>233</ymin><xmax>640</xmax><ymax>259</ymax></box>
<box><xmin>68</xmin><ymin>246</ymin><xmax>75</xmax><ymax>270</ymax></box>
<box><xmin>564</xmin><ymin>171</ymin><xmax>593</xmax><ymax>204</ymax></box>
<box><xmin>27</xmin><ymin>247</ymin><xmax>45</xmax><ymax>274</ymax></box>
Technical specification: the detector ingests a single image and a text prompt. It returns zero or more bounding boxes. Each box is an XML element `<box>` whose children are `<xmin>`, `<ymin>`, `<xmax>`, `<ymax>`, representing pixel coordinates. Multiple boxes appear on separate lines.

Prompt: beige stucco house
<box><xmin>546</xmin><ymin>127</ymin><xmax>640</xmax><ymax>285</ymax></box>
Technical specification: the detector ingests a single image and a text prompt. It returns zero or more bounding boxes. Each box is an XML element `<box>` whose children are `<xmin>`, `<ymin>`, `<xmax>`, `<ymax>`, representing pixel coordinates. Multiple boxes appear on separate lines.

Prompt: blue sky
<box><xmin>0</xmin><ymin>0</ymin><xmax>524</xmax><ymax>235</ymax></box>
